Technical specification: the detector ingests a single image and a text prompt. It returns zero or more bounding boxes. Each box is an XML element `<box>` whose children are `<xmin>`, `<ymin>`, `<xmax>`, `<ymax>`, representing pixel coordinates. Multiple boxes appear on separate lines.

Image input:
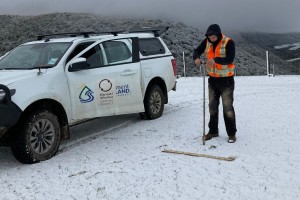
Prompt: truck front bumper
<box><xmin>0</xmin><ymin>84</ymin><xmax>22</xmax><ymax>139</ymax></box>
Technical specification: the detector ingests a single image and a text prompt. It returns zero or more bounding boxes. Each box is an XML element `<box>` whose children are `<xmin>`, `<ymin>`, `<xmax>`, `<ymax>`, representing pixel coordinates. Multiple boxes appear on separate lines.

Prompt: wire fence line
<box><xmin>179</xmin><ymin>51</ymin><xmax>300</xmax><ymax>77</ymax></box>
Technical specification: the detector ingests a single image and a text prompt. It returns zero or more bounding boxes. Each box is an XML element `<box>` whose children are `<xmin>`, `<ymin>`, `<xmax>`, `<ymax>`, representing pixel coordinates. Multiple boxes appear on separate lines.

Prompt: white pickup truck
<box><xmin>0</xmin><ymin>27</ymin><xmax>177</xmax><ymax>163</ymax></box>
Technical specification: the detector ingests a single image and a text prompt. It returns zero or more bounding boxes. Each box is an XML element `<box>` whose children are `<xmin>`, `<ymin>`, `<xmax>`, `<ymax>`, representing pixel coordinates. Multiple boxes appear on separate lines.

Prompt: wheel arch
<box><xmin>19</xmin><ymin>99</ymin><xmax>70</xmax><ymax>140</ymax></box>
<box><xmin>145</xmin><ymin>77</ymin><xmax>168</xmax><ymax>104</ymax></box>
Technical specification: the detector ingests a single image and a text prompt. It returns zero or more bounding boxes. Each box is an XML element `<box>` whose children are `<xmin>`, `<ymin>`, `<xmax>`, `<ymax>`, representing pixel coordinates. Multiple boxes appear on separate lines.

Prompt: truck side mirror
<box><xmin>68</xmin><ymin>57</ymin><xmax>88</xmax><ymax>72</ymax></box>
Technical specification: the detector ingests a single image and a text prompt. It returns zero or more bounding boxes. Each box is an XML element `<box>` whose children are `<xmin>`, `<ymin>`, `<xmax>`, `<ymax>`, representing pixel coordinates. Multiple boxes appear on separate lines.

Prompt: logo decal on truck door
<box><xmin>98</xmin><ymin>79</ymin><xmax>115</xmax><ymax>105</ymax></box>
<box><xmin>79</xmin><ymin>86</ymin><xmax>94</xmax><ymax>103</ymax></box>
<box><xmin>99</xmin><ymin>79</ymin><xmax>112</xmax><ymax>92</ymax></box>
<box><xmin>116</xmin><ymin>84</ymin><xmax>131</xmax><ymax>96</ymax></box>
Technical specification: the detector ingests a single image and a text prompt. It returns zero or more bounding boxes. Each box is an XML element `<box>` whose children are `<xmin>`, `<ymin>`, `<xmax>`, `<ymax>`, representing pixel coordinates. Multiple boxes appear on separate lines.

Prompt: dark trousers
<box><xmin>208</xmin><ymin>76</ymin><xmax>237</xmax><ymax>136</ymax></box>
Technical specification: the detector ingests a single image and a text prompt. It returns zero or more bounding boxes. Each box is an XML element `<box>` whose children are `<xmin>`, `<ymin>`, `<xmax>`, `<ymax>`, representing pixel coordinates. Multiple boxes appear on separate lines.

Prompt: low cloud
<box><xmin>1</xmin><ymin>0</ymin><xmax>299</xmax><ymax>33</ymax></box>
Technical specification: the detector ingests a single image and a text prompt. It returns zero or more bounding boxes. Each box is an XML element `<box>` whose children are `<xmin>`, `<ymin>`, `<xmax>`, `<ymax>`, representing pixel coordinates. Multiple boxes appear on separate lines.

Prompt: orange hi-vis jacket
<box><xmin>205</xmin><ymin>34</ymin><xmax>235</xmax><ymax>77</ymax></box>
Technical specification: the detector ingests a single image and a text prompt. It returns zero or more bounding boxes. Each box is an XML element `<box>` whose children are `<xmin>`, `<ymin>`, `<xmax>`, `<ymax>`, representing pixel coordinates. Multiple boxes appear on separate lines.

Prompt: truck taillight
<box><xmin>171</xmin><ymin>59</ymin><xmax>177</xmax><ymax>76</ymax></box>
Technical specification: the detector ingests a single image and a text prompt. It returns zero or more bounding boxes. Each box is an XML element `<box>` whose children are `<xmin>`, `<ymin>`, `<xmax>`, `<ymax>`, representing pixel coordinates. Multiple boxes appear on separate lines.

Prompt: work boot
<box><xmin>204</xmin><ymin>133</ymin><xmax>219</xmax><ymax>141</ymax></box>
<box><xmin>228</xmin><ymin>136</ymin><xmax>236</xmax><ymax>143</ymax></box>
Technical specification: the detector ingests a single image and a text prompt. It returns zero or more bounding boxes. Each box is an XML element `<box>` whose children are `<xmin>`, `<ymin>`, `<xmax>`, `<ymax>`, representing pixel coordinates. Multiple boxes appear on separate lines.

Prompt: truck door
<box><xmin>66</xmin><ymin>37</ymin><xmax>144</xmax><ymax>121</ymax></box>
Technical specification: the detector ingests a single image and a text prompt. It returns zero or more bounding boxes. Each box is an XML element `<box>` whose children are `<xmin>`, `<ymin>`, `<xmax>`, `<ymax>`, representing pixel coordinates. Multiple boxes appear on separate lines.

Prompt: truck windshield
<box><xmin>0</xmin><ymin>42</ymin><xmax>71</xmax><ymax>70</ymax></box>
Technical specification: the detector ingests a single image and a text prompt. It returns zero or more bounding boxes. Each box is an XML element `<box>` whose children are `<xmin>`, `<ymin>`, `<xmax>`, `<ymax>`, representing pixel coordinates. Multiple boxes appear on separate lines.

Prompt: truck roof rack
<box><xmin>36</xmin><ymin>31</ymin><xmax>124</xmax><ymax>41</ymax></box>
<box><xmin>128</xmin><ymin>27</ymin><xmax>169</xmax><ymax>37</ymax></box>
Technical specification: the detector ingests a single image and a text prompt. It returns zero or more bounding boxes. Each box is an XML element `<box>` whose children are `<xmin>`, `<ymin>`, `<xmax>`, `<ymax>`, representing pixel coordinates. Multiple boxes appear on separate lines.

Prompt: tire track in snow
<box><xmin>58</xmin><ymin>120</ymin><xmax>134</xmax><ymax>154</ymax></box>
<box><xmin>58</xmin><ymin>99</ymin><xmax>200</xmax><ymax>155</ymax></box>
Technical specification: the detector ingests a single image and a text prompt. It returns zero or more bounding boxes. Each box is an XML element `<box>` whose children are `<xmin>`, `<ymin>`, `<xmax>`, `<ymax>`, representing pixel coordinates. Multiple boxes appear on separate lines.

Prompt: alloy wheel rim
<box><xmin>150</xmin><ymin>91</ymin><xmax>161</xmax><ymax>114</ymax></box>
<box><xmin>29</xmin><ymin>119</ymin><xmax>55</xmax><ymax>154</ymax></box>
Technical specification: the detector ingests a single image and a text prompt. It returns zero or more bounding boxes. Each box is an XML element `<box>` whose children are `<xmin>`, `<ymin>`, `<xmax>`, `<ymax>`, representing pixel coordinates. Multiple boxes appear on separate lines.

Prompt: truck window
<box><xmin>81</xmin><ymin>45</ymin><xmax>104</xmax><ymax>68</ymax></box>
<box><xmin>102</xmin><ymin>41</ymin><xmax>131</xmax><ymax>64</ymax></box>
<box><xmin>139</xmin><ymin>38</ymin><xmax>165</xmax><ymax>56</ymax></box>
<box><xmin>66</xmin><ymin>42</ymin><xmax>94</xmax><ymax>63</ymax></box>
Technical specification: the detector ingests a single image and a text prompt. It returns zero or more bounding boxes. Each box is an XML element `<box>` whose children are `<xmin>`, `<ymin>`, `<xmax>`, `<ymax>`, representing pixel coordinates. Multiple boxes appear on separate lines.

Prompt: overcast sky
<box><xmin>1</xmin><ymin>0</ymin><xmax>299</xmax><ymax>33</ymax></box>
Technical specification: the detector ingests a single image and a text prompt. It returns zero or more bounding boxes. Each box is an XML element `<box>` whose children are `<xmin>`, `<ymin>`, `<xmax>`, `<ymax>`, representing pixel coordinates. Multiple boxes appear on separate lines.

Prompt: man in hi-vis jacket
<box><xmin>193</xmin><ymin>24</ymin><xmax>237</xmax><ymax>143</ymax></box>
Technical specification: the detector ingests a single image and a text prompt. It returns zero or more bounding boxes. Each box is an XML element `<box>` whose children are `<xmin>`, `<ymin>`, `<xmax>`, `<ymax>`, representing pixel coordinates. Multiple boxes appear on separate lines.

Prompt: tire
<box><xmin>11</xmin><ymin>110</ymin><xmax>61</xmax><ymax>164</ymax></box>
<box><xmin>143</xmin><ymin>85</ymin><xmax>164</xmax><ymax>120</ymax></box>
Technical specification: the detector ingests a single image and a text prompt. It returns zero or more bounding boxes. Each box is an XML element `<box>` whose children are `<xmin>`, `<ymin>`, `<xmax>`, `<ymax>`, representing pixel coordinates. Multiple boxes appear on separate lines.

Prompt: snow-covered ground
<box><xmin>1</xmin><ymin>76</ymin><xmax>300</xmax><ymax>200</ymax></box>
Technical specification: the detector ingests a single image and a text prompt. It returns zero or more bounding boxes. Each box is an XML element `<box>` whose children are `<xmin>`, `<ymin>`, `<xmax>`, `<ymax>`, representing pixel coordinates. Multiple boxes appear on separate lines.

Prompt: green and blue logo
<box><xmin>79</xmin><ymin>86</ymin><xmax>94</xmax><ymax>103</ymax></box>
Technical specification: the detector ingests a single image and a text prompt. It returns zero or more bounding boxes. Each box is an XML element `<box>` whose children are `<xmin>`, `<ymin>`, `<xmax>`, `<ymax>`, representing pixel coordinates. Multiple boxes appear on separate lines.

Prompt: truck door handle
<box><xmin>121</xmin><ymin>70</ymin><xmax>137</xmax><ymax>76</ymax></box>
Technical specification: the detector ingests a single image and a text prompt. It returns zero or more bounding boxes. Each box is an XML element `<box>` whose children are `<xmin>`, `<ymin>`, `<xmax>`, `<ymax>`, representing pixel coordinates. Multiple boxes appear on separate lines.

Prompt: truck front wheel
<box><xmin>11</xmin><ymin>110</ymin><xmax>61</xmax><ymax>164</ymax></box>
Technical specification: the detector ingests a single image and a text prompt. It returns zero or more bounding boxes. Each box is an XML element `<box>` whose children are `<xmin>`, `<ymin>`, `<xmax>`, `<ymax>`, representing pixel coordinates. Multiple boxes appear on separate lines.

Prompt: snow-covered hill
<box><xmin>274</xmin><ymin>42</ymin><xmax>300</xmax><ymax>51</ymax></box>
<box><xmin>1</xmin><ymin>76</ymin><xmax>300</xmax><ymax>200</ymax></box>
<box><xmin>233</xmin><ymin>32</ymin><xmax>300</xmax><ymax>75</ymax></box>
<box><xmin>1</xmin><ymin>13</ymin><xmax>299</xmax><ymax>76</ymax></box>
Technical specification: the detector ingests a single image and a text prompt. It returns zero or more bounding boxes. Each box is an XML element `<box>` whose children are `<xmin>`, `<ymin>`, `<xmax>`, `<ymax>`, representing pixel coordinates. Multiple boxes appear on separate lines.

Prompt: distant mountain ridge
<box><xmin>234</xmin><ymin>32</ymin><xmax>300</xmax><ymax>75</ymax></box>
<box><xmin>0</xmin><ymin>13</ymin><xmax>299</xmax><ymax>76</ymax></box>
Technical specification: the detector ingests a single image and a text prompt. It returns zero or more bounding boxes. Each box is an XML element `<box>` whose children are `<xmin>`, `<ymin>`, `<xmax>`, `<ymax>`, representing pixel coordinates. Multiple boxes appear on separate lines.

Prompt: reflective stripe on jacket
<box><xmin>205</xmin><ymin>35</ymin><xmax>235</xmax><ymax>77</ymax></box>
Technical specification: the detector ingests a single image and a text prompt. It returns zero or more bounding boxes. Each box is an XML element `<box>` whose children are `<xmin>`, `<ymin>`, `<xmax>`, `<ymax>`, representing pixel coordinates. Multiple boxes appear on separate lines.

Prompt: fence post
<box><xmin>266</xmin><ymin>51</ymin><xmax>274</xmax><ymax>76</ymax></box>
<box><xmin>266</xmin><ymin>51</ymin><xmax>269</xmax><ymax>75</ymax></box>
<box><xmin>183</xmin><ymin>51</ymin><xmax>186</xmax><ymax>77</ymax></box>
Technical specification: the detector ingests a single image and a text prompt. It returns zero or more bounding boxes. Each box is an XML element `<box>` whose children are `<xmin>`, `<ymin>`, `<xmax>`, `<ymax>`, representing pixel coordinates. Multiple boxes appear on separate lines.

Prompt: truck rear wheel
<box><xmin>11</xmin><ymin>110</ymin><xmax>61</xmax><ymax>164</ymax></box>
<box><xmin>143</xmin><ymin>85</ymin><xmax>164</xmax><ymax>120</ymax></box>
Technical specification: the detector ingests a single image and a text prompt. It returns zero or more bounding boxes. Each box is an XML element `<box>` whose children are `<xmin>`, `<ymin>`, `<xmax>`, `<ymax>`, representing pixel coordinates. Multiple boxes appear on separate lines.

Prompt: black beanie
<box><xmin>205</xmin><ymin>24</ymin><xmax>222</xmax><ymax>37</ymax></box>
